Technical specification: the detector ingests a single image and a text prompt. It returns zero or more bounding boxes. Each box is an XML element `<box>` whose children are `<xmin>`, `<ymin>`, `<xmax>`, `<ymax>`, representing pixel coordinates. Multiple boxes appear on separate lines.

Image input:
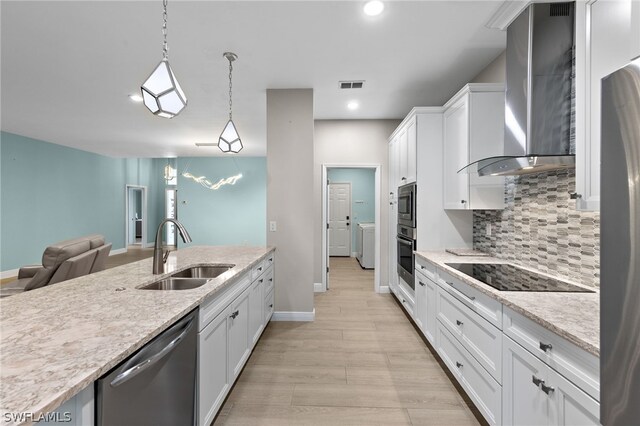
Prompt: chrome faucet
<box><xmin>153</xmin><ymin>218</ymin><xmax>192</xmax><ymax>274</ymax></box>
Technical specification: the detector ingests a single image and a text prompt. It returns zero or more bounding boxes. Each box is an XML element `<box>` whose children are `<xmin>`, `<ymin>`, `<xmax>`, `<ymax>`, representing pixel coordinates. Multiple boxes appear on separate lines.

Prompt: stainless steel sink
<box><xmin>139</xmin><ymin>277</ymin><xmax>209</xmax><ymax>291</ymax></box>
<box><xmin>170</xmin><ymin>265</ymin><xmax>235</xmax><ymax>279</ymax></box>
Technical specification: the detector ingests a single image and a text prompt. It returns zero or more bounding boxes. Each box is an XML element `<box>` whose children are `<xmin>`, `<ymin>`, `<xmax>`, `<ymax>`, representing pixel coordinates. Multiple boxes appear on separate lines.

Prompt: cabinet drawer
<box><xmin>415</xmin><ymin>256</ymin><xmax>437</xmax><ymax>282</ymax></box>
<box><xmin>436</xmin><ymin>285</ymin><xmax>502</xmax><ymax>383</ymax></box>
<box><xmin>264</xmin><ymin>252</ymin><xmax>275</xmax><ymax>269</ymax></box>
<box><xmin>394</xmin><ymin>280</ymin><xmax>415</xmax><ymax>318</ymax></box>
<box><xmin>437</xmin><ymin>269</ymin><xmax>502</xmax><ymax>329</ymax></box>
<box><xmin>436</xmin><ymin>322</ymin><xmax>502</xmax><ymax>425</ymax></box>
<box><xmin>265</xmin><ymin>289</ymin><xmax>274</xmax><ymax>323</ymax></box>
<box><xmin>251</xmin><ymin>260</ymin><xmax>267</xmax><ymax>281</ymax></box>
<box><xmin>263</xmin><ymin>268</ymin><xmax>274</xmax><ymax>295</ymax></box>
<box><xmin>503</xmin><ymin>306</ymin><xmax>599</xmax><ymax>402</ymax></box>
<box><xmin>199</xmin><ymin>273</ymin><xmax>251</xmax><ymax>331</ymax></box>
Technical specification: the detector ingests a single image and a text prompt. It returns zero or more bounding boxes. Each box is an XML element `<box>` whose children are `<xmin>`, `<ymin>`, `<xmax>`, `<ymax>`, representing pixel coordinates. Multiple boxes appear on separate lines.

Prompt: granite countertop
<box><xmin>415</xmin><ymin>250</ymin><xmax>599</xmax><ymax>357</ymax></box>
<box><xmin>0</xmin><ymin>245</ymin><xmax>274</xmax><ymax>425</ymax></box>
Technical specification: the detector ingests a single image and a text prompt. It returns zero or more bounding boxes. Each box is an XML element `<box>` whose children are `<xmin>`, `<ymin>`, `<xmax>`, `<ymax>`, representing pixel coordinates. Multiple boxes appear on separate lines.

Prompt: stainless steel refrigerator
<box><xmin>601</xmin><ymin>57</ymin><xmax>640</xmax><ymax>425</ymax></box>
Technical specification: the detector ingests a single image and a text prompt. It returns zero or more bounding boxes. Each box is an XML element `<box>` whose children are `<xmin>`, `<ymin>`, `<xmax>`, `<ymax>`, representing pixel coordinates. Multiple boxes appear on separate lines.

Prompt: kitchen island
<box><xmin>0</xmin><ymin>246</ymin><xmax>275</xmax><ymax>425</ymax></box>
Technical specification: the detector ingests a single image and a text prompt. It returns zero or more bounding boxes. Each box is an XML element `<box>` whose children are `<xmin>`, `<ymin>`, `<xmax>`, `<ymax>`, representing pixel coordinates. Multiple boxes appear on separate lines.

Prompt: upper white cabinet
<box><xmin>443</xmin><ymin>84</ymin><xmax>505</xmax><ymax>210</ymax></box>
<box><xmin>390</xmin><ymin>116</ymin><xmax>417</xmax><ymax>188</ymax></box>
<box><xmin>575</xmin><ymin>0</ymin><xmax>634</xmax><ymax>211</ymax></box>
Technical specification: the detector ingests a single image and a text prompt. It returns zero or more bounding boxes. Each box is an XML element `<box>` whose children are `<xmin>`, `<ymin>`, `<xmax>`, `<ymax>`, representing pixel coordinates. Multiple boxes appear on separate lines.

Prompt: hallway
<box><xmin>214</xmin><ymin>257</ymin><xmax>480</xmax><ymax>425</ymax></box>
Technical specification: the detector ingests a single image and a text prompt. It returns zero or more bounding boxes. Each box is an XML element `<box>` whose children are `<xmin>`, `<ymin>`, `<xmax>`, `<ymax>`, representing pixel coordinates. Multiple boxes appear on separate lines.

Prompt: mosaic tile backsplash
<box><xmin>473</xmin><ymin>169</ymin><xmax>600</xmax><ymax>288</ymax></box>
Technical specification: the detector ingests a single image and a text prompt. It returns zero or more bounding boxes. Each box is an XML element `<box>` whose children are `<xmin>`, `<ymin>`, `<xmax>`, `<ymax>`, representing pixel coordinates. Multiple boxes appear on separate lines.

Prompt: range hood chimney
<box><xmin>463</xmin><ymin>2</ymin><xmax>576</xmax><ymax>177</ymax></box>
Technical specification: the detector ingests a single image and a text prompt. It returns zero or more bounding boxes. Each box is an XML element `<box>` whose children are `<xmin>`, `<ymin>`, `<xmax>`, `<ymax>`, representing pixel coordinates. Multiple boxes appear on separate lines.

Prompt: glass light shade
<box><xmin>218</xmin><ymin>119</ymin><xmax>243</xmax><ymax>153</ymax></box>
<box><xmin>141</xmin><ymin>60</ymin><xmax>187</xmax><ymax>118</ymax></box>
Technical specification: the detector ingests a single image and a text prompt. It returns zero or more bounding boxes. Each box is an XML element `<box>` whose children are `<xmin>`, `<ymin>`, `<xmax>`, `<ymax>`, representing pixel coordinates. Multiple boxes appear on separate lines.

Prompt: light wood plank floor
<box><xmin>215</xmin><ymin>257</ymin><xmax>483</xmax><ymax>426</ymax></box>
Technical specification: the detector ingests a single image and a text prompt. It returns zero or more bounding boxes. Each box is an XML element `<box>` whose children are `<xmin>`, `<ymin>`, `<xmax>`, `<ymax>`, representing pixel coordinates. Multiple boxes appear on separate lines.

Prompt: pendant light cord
<box><xmin>162</xmin><ymin>0</ymin><xmax>169</xmax><ymax>60</ymax></box>
<box><xmin>228</xmin><ymin>58</ymin><xmax>233</xmax><ymax>120</ymax></box>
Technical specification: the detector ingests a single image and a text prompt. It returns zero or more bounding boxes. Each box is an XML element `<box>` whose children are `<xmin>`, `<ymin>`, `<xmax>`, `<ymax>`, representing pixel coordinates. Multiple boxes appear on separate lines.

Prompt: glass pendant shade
<box><xmin>218</xmin><ymin>119</ymin><xmax>243</xmax><ymax>153</ymax></box>
<box><xmin>141</xmin><ymin>60</ymin><xmax>187</xmax><ymax>118</ymax></box>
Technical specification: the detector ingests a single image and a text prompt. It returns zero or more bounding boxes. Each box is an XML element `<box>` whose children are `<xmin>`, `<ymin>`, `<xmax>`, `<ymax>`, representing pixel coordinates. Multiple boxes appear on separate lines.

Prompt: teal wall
<box><xmin>328</xmin><ymin>168</ymin><xmax>375</xmax><ymax>251</ymax></box>
<box><xmin>0</xmin><ymin>132</ymin><xmax>167</xmax><ymax>271</ymax></box>
<box><xmin>177</xmin><ymin>157</ymin><xmax>266</xmax><ymax>247</ymax></box>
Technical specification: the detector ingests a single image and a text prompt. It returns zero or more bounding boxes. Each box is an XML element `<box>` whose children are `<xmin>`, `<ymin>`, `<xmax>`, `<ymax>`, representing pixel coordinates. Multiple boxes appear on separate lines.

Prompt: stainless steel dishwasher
<box><xmin>96</xmin><ymin>309</ymin><xmax>198</xmax><ymax>425</ymax></box>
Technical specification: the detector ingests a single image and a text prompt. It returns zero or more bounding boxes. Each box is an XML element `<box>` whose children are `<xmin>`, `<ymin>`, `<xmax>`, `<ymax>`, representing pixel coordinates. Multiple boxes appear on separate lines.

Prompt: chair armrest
<box><xmin>18</xmin><ymin>265</ymin><xmax>43</xmax><ymax>279</ymax></box>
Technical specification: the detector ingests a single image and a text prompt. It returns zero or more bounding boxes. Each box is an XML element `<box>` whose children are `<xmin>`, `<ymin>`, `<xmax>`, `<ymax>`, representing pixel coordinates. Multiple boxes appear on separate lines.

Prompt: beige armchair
<box><xmin>0</xmin><ymin>235</ymin><xmax>111</xmax><ymax>298</ymax></box>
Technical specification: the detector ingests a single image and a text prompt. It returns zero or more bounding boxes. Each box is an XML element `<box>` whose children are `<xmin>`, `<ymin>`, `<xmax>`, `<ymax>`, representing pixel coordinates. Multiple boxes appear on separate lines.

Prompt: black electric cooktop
<box><xmin>444</xmin><ymin>263</ymin><xmax>595</xmax><ymax>293</ymax></box>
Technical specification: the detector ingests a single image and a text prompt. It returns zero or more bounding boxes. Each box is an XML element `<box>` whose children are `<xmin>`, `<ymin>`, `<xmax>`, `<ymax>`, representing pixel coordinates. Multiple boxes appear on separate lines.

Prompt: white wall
<box><xmin>471</xmin><ymin>50</ymin><xmax>506</xmax><ymax>83</ymax></box>
<box><xmin>313</xmin><ymin>119</ymin><xmax>401</xmax><ymax>286</ymax></box>
<box><xmin>267</xmin><ymin>89</ymin><xmax>315</xmax><ymax>315</ymax></box>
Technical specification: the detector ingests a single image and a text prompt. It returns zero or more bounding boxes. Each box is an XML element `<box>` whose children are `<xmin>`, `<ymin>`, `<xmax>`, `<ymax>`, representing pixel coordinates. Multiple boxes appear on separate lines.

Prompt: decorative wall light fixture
<box><xmin>218</xmin><ymin>52</ymin><xmax>243</xmax><ymax>153</ymax></box>
<box><xmin>141</xmin><ymin>0</ymin><xmax>187</xmax><ymax>118</ymax></box>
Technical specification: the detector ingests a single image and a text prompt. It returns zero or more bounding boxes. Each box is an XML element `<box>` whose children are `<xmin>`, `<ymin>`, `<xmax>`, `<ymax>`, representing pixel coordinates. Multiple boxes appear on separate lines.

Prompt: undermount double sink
<box><xmin>140</xmin><ymin>265</ymin><xmax>235</xmax><ymax>290</ymax></box>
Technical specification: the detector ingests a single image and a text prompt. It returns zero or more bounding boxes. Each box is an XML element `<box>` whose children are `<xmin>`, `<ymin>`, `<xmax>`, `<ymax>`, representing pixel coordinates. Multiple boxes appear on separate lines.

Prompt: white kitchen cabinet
<box><xmin>388</xmin><ymin>137</ymin><xmax>399</xmax><ymax>291</ymax></box>
<box><xmin>414</xmin><ymin>273</ymin><xmax>427</xmax><ymax>331</ymax></box>
<box><xmin>390</xmin><ymin>116</ymin><xmax>417</xmax><ymax>188</ymax></box>
<box><xmin>228</xmin><ymin>285</ymin><xmax>251</xmax><ymax>381</ymax></box>
<box><xmin>36</xmin><ymin>386</ymin><xmax>94</xmax><ymax>426</ymax></box>
<box><xmin>503</xmin><ymin>335</ymin><xmax>600</xmax><ymax>426</ymax></box>
<box><xmin>198</xmin><ymin>306</ymin><xmax>231</xmax><ymax>426</ymax></box>
<box><xmin>415</xmin><ymin>268</ymin><xmax>437</xmax><ymax>345</ymax></box>
<box><xmin>575</xmin><ymin>0</ymin><xmax>633</xmax><ymax>211</ymax></box>
<box><xmin>443</xmin><ymin>84</ymin><xmax>505</xmax><ymax>210</ymax></box>
<box><xmin>248</xmin><ymin>273</ymin><xmax>265</xmax><ymax>347</ymax></box>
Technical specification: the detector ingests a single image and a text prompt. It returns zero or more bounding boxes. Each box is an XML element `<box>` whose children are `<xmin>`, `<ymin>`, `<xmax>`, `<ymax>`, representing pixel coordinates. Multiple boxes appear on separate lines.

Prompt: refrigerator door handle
<box><xmin>110</xmin><ymin>318</ymin><xmax>194</xmax><ymax>387</ymax></box>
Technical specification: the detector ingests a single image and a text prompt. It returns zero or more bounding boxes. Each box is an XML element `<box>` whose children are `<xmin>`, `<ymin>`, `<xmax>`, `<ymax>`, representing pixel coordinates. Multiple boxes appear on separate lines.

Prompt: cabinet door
<box><xmin>503</xmin><ymin>336</ymin><xmax>550</xmax><ymax>426</ymax></box>
<box><xmin>228</xmin><ymin>286</ymin><xmax>251</xmax><ymax>380</ymax></box>
<box><xmin>198</xmin><ymin>308</ymin><xmax>230</xmax><ymax>426</ymax></box>
<box><xmin>443</xmin><ymin>96</ymin><xmax>470</xmax><ymax>210</ymax></box>
<box><xmin>575</xmin><ymin>0</ymin><xmax>632</xmax><ymax>211</ymax></box>
<box><xmin>548</xmin><ymin>369</ymin><xmax>600</xmax><ymax>426</ymax></box>
<box><xmin>415</xmin><ymin>276</ymin><xmax>427</xmax><ymax>332</ymax></box>
<box><xmin>406</xmin><ymin>118</ymin><xmax>417</xmax><ymax>183</ymax></box>
<box><xmin>425</xmin><ymin>278</ymin><xmax>437</xmax><ymax>345</ymax></box>
<box><xmin>265</xmin><ymin>289</ymin><xmax>274</xmax><ymax>323</ymax></box>
<box><xmin>398</xmin><ymin>129</ymin><xmax>408</xmax><ymax>186</ymax></box>
<box><xmin>248</xmin><ymin>276</ymin><xmax>265</xmax><ymax>348</ymax></box>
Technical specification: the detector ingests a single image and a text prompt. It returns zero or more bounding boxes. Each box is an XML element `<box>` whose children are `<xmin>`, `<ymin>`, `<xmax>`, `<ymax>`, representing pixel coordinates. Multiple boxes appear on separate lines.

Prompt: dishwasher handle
<box><xmin>110</xmin><ymin>317</ymin><xmax>194</xmax><ymax>388</ymax></box>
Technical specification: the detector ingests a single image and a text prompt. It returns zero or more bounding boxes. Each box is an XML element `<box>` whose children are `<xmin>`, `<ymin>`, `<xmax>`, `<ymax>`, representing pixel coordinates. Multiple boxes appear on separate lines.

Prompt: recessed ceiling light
<box><xmin>347</xmin><ymin>101</ymin><xmax>359</xmax><ymax>110</ymax></box>
<box><xmin>363</xmin><ymin>0</ymin><xmax>384</xmax><ymax>16</ymax></box>
<box><xmin>129</xmin><ymin>94</ymin><xmax>143</xmax><ymax>103</ymax></box>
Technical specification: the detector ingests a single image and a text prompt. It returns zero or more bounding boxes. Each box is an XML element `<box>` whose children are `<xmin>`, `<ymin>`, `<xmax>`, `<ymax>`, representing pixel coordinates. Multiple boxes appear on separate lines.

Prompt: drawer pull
<box><xmin>230</xmin><ymin>310</ymin><xmax>239</xmax><ymax>319</ymax></box>
<box><xmin>258</xmin><ymin>266</ymin><xmax>263</xmax><ymax>271</ymax></box>
<box><xmin>539</xmin><ymin>342</ymin><xmax>553</xmax><ymax>352</ymax></box>
<box><xmin>259</xmin><ymin>279</ymin><xmax>264</xmax><ymax>283</ymax></box>
<box><xmin>269</xmin><ymin>304</ymin><xmax>273</xmax><ymax>308</ymax></box>
<box><xmin>532</xmin><ymin>375</ymin><xmax>544</xmax><ymax>387</ymax></box>
<box><xmin>420</xmin><ymin>265</ymin><xmax>426</xmax><ymax>270</ymax></box>
<box><xmin>541</xmin><ymin>383</ymin><xmax>555</xmax><ymax>395</ymax></box>
<box><xmin>269</xmin><ymin>278</ymin><xmax>273</xmax><ymax>282</ymax></box>
<box><xmin>456</xmin><ymin>320</ymin><xmax>463</xmax><ymax>326</ymax></box>
<box><xmin>402</xmin><ymin>299</ymin><xmax>406</xmax><ymax>303</ymax></box>
<box><xmin>419</xmin><ymin>281</ymin><xmax>426</xmax><ymax>287</ymax></box>
<box><xmin>446</xmin><ymin>281</ymin><xmax>476</xmax><ymax>302</ymax></box>
<box><xmin>455</xmin><ymin>361</ymin><xmax>463</xmax><ymax>368</ymax></box>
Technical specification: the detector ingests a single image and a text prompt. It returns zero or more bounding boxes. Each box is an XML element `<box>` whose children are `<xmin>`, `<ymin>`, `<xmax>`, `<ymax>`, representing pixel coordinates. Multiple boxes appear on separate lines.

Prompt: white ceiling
<box><xmin>1</xmin><ymin>1</ymin><xmax>506</xmax><ymax>158</ymax></box>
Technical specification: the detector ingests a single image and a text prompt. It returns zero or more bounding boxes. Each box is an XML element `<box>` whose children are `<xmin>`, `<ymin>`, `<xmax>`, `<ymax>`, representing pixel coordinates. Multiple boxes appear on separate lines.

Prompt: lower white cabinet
<box><xmin>415</xmin><ymin>270</ymin><xmax>437</xmax><ymax>345</ymax></box>
<box><xmin>248</xmin><ymin>274</ymin><xmax>265</xmax><ymax>347</ymax></box>
<box><xmin>503</xmin><ymin>335</ymin><xmax>600</xmax><ymax>426</ymax></box>
<box><xmin>198</xmin><ymin>306</ymin><xmax>231</xmax><ymax>426</ymax></box>
<box><xmin>228</xmin><ymin>284</ymin><xmax>252</xmax><ymax>381</ymax></box>
<box><xmin>36</xmin><ymin>385</ymin><xmax>94</xmax><ymax>426</ymax></box>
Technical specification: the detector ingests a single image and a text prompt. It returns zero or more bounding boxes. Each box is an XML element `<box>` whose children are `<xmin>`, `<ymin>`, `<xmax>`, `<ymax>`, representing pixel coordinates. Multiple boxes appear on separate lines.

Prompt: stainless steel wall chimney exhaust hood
<box><xmin>461</xmin><ymin>2</ymin><xmax>575</xmax><ymax>177</ymax></box>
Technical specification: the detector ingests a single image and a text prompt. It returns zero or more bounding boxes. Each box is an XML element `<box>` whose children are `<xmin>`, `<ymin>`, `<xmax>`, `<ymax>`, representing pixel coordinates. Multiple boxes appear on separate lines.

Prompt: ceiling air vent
<box><xmin>550</xmin><ymin>3</ymin><xmax>571</xmax><ymax>16</ymax></box>
<box><xmin>339</xmin><ymin>81</ymin><xmax>364</xmax><ymax>89</ymax></box>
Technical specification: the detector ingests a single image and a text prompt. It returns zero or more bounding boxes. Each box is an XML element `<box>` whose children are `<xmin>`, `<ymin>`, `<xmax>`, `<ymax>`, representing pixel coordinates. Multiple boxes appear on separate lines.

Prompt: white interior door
<box><xmin>329</xmin><ymin>183</ymin><xmax>351</xmax><ymax>257</ymax></box>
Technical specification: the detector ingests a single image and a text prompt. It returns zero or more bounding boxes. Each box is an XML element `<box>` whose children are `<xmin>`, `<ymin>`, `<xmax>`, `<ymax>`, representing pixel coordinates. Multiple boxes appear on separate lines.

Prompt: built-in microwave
<box><xmin>397</xmin><ymin>183</ymin><xmax>416</xmax><ymax>228</ymax></box>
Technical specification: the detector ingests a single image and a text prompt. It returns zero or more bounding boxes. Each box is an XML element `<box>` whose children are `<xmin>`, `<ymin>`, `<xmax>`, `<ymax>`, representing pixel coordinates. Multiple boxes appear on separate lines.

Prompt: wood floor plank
<box><xmin>292</xmin><ymin>383</ymin><xmax>464</xmax><ymax>410</ymax></box>
<box><xmin>407</xmin><ymin>408</ymin><xmax>480</xmax><ymax>426</ymax></box>
<box><xmin>346</xmin><ymin>366</ymin><xmax>452</xmax><ymax>386</ymax></box>
<box><xmin>215</xmin><ymin>405</ymin><xmax>412</xmax><ymax>426</ymax></box>
<box><xmin>248</xmin><ymin>349</ymin><xmax>389</xmax><ymax>368</ymax></box>
<box><xmin>225</xmin><ymin>382</ymin><xmax>295</xmax><ymax>406</ymax></box>
<box><xmin>238</xmin><ymin>364</ymin><xmax>347</xmax><ymax>384</ymax></box>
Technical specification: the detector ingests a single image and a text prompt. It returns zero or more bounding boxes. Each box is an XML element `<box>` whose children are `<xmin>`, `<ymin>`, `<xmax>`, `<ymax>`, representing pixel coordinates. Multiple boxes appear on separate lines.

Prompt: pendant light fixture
<box><xmin>141</xmin><ymin>0</ymin><xmax>187</xmax><ymax>118</ymax></box>
<box><xmin>218</xmin><ymin>52</ymin><xmax>243</xmax><ymax>153</ymax></box>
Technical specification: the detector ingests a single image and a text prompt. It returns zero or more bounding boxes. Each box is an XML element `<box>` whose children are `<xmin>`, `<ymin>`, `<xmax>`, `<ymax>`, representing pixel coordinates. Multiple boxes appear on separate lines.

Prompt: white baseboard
<box><xmin>271</xmin><ymin>309</ymin><xmax>315</xmax><ymax>322</ymax></box>
<box><xmin>1</xmin><ymin>268</ymin><xmax>19</xmax><ymax>279</ymax></box>
<box><xmin>314</xmin><ymin>282</ymin><xmax>325</xmax><ymax>293</ymax></box>
<box><xmin>378</xmin><ymin>285</ymin><xmax>390</xmax><ymax>294</ymax></box>
<box><xmin>351</xmin><ymin>252</ymin><xmax>357</xmax><ymax>258</ymax></box>
<box><xmin>110</xmin><ymin>248</ymin><xmax>126</xmax><ymax>256</ymax></box>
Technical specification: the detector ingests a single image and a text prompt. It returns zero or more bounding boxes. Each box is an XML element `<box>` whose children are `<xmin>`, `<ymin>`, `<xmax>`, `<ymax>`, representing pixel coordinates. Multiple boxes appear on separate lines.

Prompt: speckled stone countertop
<box><xmin>0</xmin><ymin>245</ymin><xmax>274</xmax><ymax>425</ymax></box>
<box><xmin>415</xmin><ymin>250</ymin><xmax>599</xmax><ymax>357</ymax></box>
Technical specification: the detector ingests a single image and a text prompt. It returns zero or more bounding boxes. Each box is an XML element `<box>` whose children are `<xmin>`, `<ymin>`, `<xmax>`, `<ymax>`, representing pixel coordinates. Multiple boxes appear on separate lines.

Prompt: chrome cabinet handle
<box><xmin>419</xmin><ymin>281</ymin><xmax>426</xmax><ymax>287</ymax></box>
<box><xmin>532</xmin><ymin>375</ymin><xmax>544</xmax><ymax>387</ymax></box>
<box><xmin>539</xmin><ymin>342</ymin><xmax>553</xmax><ymax>352</ymax></box>
<box><xmin>455</xmin><ymin>361</ymin><xmax>463</xmax><ymax>368</ymax></box>
<box><xmin>541</xmin><ymin>383</ymin><xmax>555</xmax><ymax>395</ymax></box>
<box><xmin>569</xmin><ymin>192</ymin><xmax>582</xmax><ymax>200</ymax></box>
<box><xmin>230</xmin><ymin>310</ymin><xmax>239</xmax><ymax>319</ymax></box>
<box><xmin>456</xmin><ymin>320</ymin><xmax>463</xmax><ymax>326</ymax></box>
